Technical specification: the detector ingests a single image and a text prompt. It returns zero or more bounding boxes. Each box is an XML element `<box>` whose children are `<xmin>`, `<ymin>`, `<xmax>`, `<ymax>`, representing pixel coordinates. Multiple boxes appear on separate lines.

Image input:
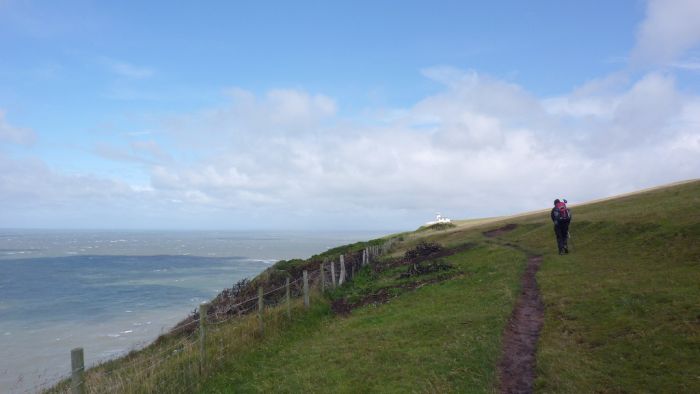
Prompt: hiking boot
<box><xmin>559</xmin><ymin>249</ymin><xmax>564</xmax><ymax>255</ymax></box>
<box><xmin>564</xmin><ymin>247</ymin><xmax>569</xmax><ymax>254</ymax></box>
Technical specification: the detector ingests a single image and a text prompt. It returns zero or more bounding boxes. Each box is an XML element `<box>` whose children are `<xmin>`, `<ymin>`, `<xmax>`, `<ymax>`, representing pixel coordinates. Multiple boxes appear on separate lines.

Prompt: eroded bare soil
<box><xmin>483</xmin><ymin>224</ymin><xmax>518</xmax><ymax>238</ymax></box>
<box><xmin>330</xmin><ymin>272</ymin><xmax>463</xmax><ymax>315</ymax></box>
<box><xmin>497</xmin><ymin>255</ymin><xmax>544</xmax><ymax>394</ymax></box>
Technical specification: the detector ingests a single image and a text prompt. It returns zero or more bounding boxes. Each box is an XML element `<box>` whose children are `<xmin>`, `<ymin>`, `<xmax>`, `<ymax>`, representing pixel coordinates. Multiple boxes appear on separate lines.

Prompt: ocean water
<box><xmin>0</xmin><ymin>229</ymin><xmax>386</xmax><ymax>393</ymax></box>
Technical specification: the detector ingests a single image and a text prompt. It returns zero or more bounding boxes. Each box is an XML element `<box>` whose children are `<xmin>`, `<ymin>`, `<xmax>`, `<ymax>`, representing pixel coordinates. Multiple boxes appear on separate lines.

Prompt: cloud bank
<box><xmin>2</xmin><ymin>0</ymin><xmax>700</xmax><ymax>229</ymax></box>
<box><xmin>137</xmin><ymin>69</ymin><xmax>698</xmax><ymax>227</ymax></box>
<box><xmin>632</xmin><ymin>0</ymin><xmax>700</xmax><ymax>66</ymax></box>
<box><xmin>2</xmin><ymin>65</ymin><xmax>699</xmax><ymax>229</ymax></box>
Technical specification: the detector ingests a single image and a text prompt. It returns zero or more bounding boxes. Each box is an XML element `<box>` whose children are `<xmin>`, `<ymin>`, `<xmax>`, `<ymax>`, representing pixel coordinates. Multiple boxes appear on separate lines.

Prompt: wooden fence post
<box><xmin>70</xmin><ymin>347</ymin><xmax>85</xmax><ymax>394</ymax></box>
<box><xmin>339</xmin><ymin>255</ymin><xmax>346</xmax><ymax>285</ymax></box>
<box><xmin>318</xmin><ymin>262</ymin><xmax>326</xmax><ymax>292</ymax></box>
<box><xmin>330</xmin><ymin>261</ymin><xmax>337</xmax><ymax>288</ymax></box>
<box><xmin>257</xmin><ymin>287</ymin><xmax>264</xmax><ymax>336</ymax></box>
<box><xmin>199</xmin><ymin>303</ymin><xmax>209</xmax><ymax>374</ymax></box>
<box><xmin>286</xmin><ymin>277</ymin><xmax>291</xmax><ymax>319</ymax></box>
<box><xmin>303</xmin><ymin>270</ymin><xmax>310</xmax><ymax>309</ymax></box>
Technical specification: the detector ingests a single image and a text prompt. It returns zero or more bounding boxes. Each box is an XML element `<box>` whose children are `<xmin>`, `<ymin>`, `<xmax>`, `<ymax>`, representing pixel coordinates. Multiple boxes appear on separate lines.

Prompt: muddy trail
<box><xmin>497</xmin><ymin>255</ymin><xmax>544</xmax><ymax>394</ymax></box>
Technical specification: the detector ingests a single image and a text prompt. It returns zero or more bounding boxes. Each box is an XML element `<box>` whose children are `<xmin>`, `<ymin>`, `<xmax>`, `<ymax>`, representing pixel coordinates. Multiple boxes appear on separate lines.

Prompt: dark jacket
<box><xmin>551</xmin><ymin>206</ymin><xmax>572</xmax><ymax>224</ymax></box>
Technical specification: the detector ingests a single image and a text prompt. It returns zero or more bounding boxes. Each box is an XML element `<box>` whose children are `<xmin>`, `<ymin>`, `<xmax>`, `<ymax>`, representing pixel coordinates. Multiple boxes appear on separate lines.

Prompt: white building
<box><xmin>425</xmin><ymin>213</ymin><xmax>451</xmax><ymax>226</ymax></box>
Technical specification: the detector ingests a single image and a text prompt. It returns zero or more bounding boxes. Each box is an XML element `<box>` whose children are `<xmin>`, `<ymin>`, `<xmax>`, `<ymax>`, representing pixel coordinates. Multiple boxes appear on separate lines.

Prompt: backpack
<box><xmin>555</xmin><ymin>201</ymin><xmax>570</xmax><ymax>221</ymax></box>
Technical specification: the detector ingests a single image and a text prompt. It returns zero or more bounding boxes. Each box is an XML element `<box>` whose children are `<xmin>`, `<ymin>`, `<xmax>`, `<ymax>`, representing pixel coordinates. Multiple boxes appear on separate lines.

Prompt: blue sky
<box><xmin>1</xmin><ymin>0</ymin><xmax>699</xmax><ymax>230</ymax></box>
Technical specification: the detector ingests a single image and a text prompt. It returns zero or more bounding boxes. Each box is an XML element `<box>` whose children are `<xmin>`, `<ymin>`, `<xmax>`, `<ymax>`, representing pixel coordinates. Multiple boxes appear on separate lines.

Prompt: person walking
<box><xmin>551</xmin><ymin>199</ymin><xmax>572</xmax><ymax>255</ymax></box>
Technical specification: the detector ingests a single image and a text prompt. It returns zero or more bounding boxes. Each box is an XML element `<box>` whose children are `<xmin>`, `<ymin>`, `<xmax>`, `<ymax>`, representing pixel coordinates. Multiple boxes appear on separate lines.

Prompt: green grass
<box><xmin>47</xmin><ymin>179</ymin><xmax>700</xmax><ymax>393</ymax></box>
<box><xmin>417</xmin><ymin>222</ymin><xmax>458</xmax><ymax>232</ymax></box>
<box><xmin>202</xmin><ymin>246</ymin><xmax>525</xmax><ymax>393</ymax></box>
<box><xmin>46</xmin><ymin>297</ymin><xmax>319</xmax><ymax>394</ymax></box>
<box><xmin>500</xmin><ymin>180</ymin><xmax>700</xmax><ymax>393</ymax></box>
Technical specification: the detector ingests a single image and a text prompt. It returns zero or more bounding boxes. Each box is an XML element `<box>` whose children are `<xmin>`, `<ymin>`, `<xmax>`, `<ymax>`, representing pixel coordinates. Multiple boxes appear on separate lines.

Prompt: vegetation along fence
<box><xmin>38</xmin><ymin>241</ymin><xmax>395</xmax><ymax>394</ymax></box>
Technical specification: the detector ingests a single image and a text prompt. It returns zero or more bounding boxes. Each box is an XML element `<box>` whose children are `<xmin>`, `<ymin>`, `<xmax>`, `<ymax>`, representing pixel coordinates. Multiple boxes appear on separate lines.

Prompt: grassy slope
<box><xmin>504</xmin><ymin>180</ymin><xmax>700</xmax><ymax>393</ymax></box>
<box><xmin>50</xmin><ymin>180</ymin><xmax>698</xmax><ymax>393</ymax></box>
<box><xmin>203</xmin><ymin>245</ymin><xmax>524</xmax><ymax>393</ymax></box>
<box><xmin>202</xmin><ymin>180</ymin><xmax>699</xmax><ymax>393</ymax></box>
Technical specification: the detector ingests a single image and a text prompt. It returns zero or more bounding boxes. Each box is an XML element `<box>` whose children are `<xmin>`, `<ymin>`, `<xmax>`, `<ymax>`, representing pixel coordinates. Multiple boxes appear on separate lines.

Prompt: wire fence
<box><xmin>34</xmin><ymin>241</ymin><xmax>395</xmax><ymax>394</ymax></box>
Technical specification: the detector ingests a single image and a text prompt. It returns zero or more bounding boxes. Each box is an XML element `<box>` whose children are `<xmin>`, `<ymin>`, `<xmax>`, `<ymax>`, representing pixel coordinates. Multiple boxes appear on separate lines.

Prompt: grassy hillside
<box><xmin>198</xmin><ymin>180</ymin><xmax>699</xmax><ymax>393</ymax></box>
<box><xmin>47</xmin><ymin>180</ymin><xmax>700</xmax><ymax>393</ymax></box>
<box><xmin>510</xmin><ymin>181</ymin><xmax>700</xmax><ymax>393</ymax></box>
<box><xmin>202</xmin><ymin>245</ymin><xmax>524</xmax><ymax>393</ymax></box>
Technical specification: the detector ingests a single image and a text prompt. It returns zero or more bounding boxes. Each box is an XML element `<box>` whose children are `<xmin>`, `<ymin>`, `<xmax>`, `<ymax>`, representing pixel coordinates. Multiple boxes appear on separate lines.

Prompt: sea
<box><xmin>0</xmin><ymin>229</ymin><xmax>387</xmax><ymax>393</ymax></box>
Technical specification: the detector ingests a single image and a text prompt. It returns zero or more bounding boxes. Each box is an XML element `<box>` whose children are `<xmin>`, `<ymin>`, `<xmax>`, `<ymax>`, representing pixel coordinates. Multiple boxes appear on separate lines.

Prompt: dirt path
<box><xmin>497</xmin><ymin>255</ymin><xmax>544</xmax><ymax>394</ymax></box>
<box><xmin>483</xmin><ymin>224</ymin><xmax>518</xmax><ymax>238</ymax></box>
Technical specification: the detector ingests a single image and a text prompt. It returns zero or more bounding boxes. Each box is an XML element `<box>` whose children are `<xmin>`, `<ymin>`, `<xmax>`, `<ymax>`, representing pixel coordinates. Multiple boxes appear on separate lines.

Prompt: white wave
<box><xmin>250</xmin><ymin>258</ymin><xmax>278</xmax><ymax>265</ymax></box>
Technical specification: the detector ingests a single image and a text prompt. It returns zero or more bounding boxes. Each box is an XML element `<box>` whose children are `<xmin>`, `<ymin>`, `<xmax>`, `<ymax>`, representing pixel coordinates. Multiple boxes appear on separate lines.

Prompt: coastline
<box><xmin>0</xmin><ymin>230</ymin><xmax>390</xmax><ymax>393</ymax></box>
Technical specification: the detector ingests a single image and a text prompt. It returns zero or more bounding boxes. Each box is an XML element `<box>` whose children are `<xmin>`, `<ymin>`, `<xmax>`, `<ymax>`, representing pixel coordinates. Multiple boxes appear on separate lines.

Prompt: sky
<box><xmin>0</xmin><ymin>0</ymin><xmax>699</xmax><ymax>230</ymax></box>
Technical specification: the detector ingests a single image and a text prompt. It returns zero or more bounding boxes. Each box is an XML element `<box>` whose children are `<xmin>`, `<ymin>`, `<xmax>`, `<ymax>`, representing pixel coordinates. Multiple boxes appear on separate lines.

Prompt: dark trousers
<box><xmin>554</xmin><ymin>220</ymin><xmax>570</xmax><ymax>252</ymax></box>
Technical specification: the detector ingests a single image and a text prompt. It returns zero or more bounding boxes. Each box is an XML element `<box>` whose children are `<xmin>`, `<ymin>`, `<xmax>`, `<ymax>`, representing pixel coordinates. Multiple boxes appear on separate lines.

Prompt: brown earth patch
<box><xmin>379</xmin><ymin>242</ymin><xmax>476</xmax><ymax>271</ymax></box>
<box><xmin>331</xmin><ymin>288</ymin><xmax>392</xmax><ymax>315</ymax></box>
<box><xmin>330</xmin><ymin>272</ymin><xmax>463</xmax><ymax>315</ymax></box>
<box><xmin>497</xmin><ymin>255</ymin><xmax>544</xmax><ymax>394</ymax></box>
<box><xmin>483</xmin><ymin>223</ymin><xmax>518</xmax><ymax>238</ymax></box>
<box><xmin>408</xmin><ymin>242</ymin><xmax>475</xmax><ymax>264</ymax></box>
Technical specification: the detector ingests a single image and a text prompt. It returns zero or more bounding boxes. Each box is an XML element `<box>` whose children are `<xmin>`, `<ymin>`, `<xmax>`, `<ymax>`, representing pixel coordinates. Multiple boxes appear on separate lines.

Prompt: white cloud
<box><xmin>163</xmin><ymin>88</ymin><xmax>337</xmax><ymax>155</ymax></box>
<box><xmin>0</xmin><ymin>110</ymin><xmax>36</xmax><ymax>145</ymax></box>
<box><xmin>543</xmin><ymin>73</ymin><xmax>629</xmax><ymax>119</ymax></box>
<box><xmin>3</xmin><ymin>73</ymin><xmax>699</xmax><ymax>229</ymax></box>
<box><xmin>0</xmin><ymin>154</ymin><xmax>140</xmax><ymax>208</ymax></box>
<box><xmin>632</xmin><ymin>0</ymin><xmax>700</xmax><ymax>66</ymax></box>
<box><xmin>266</xmin><ymin>89</ymin><xmax>337</xmax><ymax>123</ymax></box>
<box><xmin>671</xmin><ymin>59</ymin><xmax>700</xmax><ymax>71</ymax></box>
<box><xmin>102</xmin><ymin>58</ymin><xmax>154</xmax><ymax>79</ymax></box>
<box><xmin>135</xmin><ymin>70</ymin><xmax>699</xmax><ymax>226</ymax></box>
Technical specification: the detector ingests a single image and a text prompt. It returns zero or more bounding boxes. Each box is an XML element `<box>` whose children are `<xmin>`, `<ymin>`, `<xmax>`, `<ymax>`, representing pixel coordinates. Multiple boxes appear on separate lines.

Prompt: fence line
<box><xmin>42</xmin><ymin>239</ymin><xmax>396</xmax><ymax>394</ymax></box>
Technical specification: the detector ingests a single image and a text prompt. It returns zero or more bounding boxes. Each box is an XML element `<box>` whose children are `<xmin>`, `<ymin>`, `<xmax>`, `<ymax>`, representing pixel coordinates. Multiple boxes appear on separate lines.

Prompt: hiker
<box><xmin>551</xmin><ymin>198</ymin><xmax>572</xmax><ymax>255</ymax></box>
